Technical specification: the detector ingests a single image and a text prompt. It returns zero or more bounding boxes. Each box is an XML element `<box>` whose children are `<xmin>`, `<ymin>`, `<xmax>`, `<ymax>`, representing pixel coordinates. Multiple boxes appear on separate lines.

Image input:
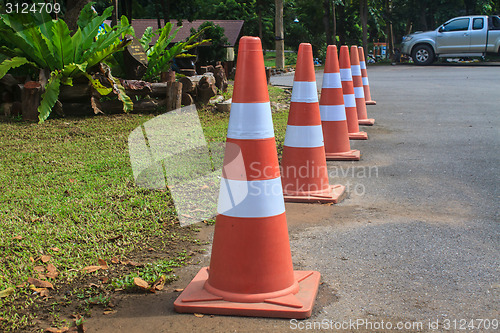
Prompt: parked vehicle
<box><xmin>401</xmin><ymin>15</ymin><xmax>500</xmax><ymax>65</ymax></box>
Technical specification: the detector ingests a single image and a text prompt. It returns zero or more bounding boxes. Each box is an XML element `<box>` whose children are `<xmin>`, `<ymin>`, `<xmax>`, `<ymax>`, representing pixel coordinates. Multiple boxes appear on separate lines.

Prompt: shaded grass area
<box><xmin>0</xmin><ymin>84</ymin><xmax>290</xmax><ymax>332</ymax></box>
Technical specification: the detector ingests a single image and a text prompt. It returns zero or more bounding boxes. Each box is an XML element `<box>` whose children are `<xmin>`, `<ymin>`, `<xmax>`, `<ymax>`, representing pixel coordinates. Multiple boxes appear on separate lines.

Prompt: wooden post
<box><xmin>165</xmin><ymin>82</ymin><xmax>182</xmax><ymax>111</ymax></box>
<box><xmin>22</xmin><ymin>81</ymin><xmax>42</xmax><ymax>121</ymax></box>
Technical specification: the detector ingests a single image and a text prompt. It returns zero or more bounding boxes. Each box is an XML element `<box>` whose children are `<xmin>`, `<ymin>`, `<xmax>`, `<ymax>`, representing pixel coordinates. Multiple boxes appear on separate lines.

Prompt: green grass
<box><xmin>0</xmin><ymin>84</ymin><xmax>290</xmax><ymax>331</ymax></box>
<box><xmin>263</xmin><ymin>51</ymin><xmax>297</xmax><ymax>68</ymax></box>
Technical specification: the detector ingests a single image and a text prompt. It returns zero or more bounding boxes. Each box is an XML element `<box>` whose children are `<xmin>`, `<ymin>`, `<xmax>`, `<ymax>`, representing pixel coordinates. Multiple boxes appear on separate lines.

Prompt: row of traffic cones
<box><xmin>174</xmin><ymin>37</ymin><xmax>377</xmax><ymax>319</ymax></box>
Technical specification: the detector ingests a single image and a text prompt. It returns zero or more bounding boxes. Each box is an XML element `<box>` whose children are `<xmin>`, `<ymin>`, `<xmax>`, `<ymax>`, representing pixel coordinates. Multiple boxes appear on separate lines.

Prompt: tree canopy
<box><xmin>59</xmin><ymin>0</ymin><xmax>500</xmax><ymax>58</ymax></box>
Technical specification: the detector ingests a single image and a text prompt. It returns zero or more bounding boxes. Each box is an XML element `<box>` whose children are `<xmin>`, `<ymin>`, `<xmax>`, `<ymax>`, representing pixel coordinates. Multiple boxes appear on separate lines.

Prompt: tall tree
<box><xmin>360</xmin><ymin>0</ymin><xmax>368</xmax><ymax>55</ymax></box>
<box><xmin>323</xmin><ymin>0</ymin><xmax>333</xmax><ymax>45</ymax></box>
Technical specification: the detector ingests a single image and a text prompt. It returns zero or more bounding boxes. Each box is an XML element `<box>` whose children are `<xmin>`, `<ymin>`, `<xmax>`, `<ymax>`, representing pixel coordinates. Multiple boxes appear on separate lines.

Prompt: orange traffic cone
<box><xmin>319</xmin><ymin>45</ymin><xmax>361</xmax><ymax>161</ymax></box>
<box><xmin>350</xmin><ymin>46</ymin><xmax>374</xmax><ymax>125</ymax></box>
<box><xmin>358</xmin><ymin>46</ymin><xmax>376</xmax><ymax>105</ymax></box>
<box><xmin>280</xmin><ymin>43</ymin><xmax>346</xmax><ymax>203</ymax></box>
<box><xmin>339</xmin><ymin>45</ymin><xmax>368</xmax><ymax>140</ymax></box>
<box><xmin>174</xmin><ymin>37</ymin><xmax>321</xmax><ymax>319</ymax></box>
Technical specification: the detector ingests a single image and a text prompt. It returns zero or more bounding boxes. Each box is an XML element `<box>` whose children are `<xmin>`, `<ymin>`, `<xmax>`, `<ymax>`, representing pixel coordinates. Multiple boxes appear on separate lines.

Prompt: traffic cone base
<box><xmin>366</xmin><ymin>100</ymin><xmax>376</xmax><ymax>105</ymax></box>
<box><xmin>326</xmin><ymin>150</ymin><xmax>361</xmax><ymax>161</ymax></box>
<box><xmin>174</xmin><ymin>267</ymin><xmax>321</xmax><ymax>319</ymax></box>
<box><xmin>359</xmin><ymin>118</ymin><xmax>375</xmax><ymax>126</ymax></box>
<box><xmin>349</xmin><ymin>131</ymin><xmax>368</xmax><ymax>140</ymax></box>
<box><xmin>283</xmin><ymin>184</ymin><xmax>346</xmax><ymax>203</ymax></box>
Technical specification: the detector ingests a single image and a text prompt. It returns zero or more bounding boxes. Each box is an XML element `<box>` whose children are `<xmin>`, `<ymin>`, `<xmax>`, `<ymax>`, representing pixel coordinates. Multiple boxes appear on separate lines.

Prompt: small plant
<box><xmin>139</xmin><ymin>24</ymin><xmax>211</xmax><ymax>81</ymax></box>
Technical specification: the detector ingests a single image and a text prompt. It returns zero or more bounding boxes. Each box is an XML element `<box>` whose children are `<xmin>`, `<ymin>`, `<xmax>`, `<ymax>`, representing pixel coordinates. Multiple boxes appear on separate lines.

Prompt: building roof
<box><xmin>119</xmin><ymin>19</ymin><xmax>244</xmax><ymax>47</ymax></box>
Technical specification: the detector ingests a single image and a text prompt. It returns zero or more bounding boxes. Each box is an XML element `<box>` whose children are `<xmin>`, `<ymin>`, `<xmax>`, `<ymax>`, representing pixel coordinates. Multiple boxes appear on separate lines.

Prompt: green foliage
<box><xmin>192</xmin><ymin>21</ymin><xmax>229</xmax><ymax>66</ymax></box>
<box><xmin>0</xmin><ymin>57</ymin><xmax>35</xmax><ymax>78</ymax></box>
<box><xmin>0</xmin><ymin>2</ymin><xmax>132</xmax><ymax>123</ymax></box>
<box><xmin>141</xmin><ymin>23</ymin><xmax>210</xmax><ymax>81</ymax></box>
<box><xmin>38</xmin><ymin>71</ymin><xmax>62</xmax><ymax>123</ymax></box>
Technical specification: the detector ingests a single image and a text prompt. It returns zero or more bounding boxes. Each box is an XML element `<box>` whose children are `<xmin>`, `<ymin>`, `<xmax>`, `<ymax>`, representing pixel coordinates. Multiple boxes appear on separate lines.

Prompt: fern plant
<box><xmin>139</xmin><ymin>23</ymin><xmax>211</xmax><ymax>81</ymax></box>
<box><xmin>0</xmin><ymin>3</ymin><xmax>133</xmax><ymax>123</ymax></box>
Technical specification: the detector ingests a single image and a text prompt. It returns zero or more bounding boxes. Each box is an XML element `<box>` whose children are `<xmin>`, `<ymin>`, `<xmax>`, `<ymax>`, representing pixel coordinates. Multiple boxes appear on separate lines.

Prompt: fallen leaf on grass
<box><xmin>47</xmin><ymin>264</ymin><xmax>57</xmax><ymax>274</ymax></box>
<box><xmin>174</xmin><ymin>288</ymin><xmax>184</xmax><ymax>292</ymax></box>
<box><xmin>108</xmin><ymin>235</ymin><xmax>123</xmax><ymax>242</ymax></box>
<box><xmin>133</xmin><ymin>277</ymin><xmax>149</xmax><ymax>290</ymax></box>
<box><xmin>0</xmin><ymin>287</ymin><xmax>15</xmax><ymax>298</ymax></box>
<box><xmin>98</xmin><ymin>259</ymin><xmax>108</xmax><ymax>270</ymax></box>
<box><xmin>50</xmin><ymin>247</ymin><xmax>60</xmax><ymax>252</ymax></box>
<box><xmin>110</xmin><ymin>257</ymin><xmax>119</xmax><ymax>264</ymax></box>
<box><xmin>29</xmin><ymin>257</ymin><xmax>35</xmax><ymax>263</ymax></box>
<box><xmin>82</xmin><ymin>266</ymin><xmax>102</xmax><ymax>273</ymax></box>
<box><xmin>34</xmin><ymin>266</ymin><xmax>45</xmax><ymax>273</ymax></box>
<box><xmin>45</xmin><ymin>327</ymin><xmax>69</xmax><ymax>333</ymax></box>
<box><xmin>151</xmin><ymin>275</ymin><xmax>166</xmax><ymax>291</ymax></box>
<box><xmin>17</xmin><ymin>282</ymin><xmax>27</xmax><ymax>288</ymax></box>
<box><xmin>194</xmin><ymin>313</ymin><xmax>204</xmax><ymax>318</ymax></box>
<box><xmin>40</xmin><ymin>289</ymin><xmax>50</xmax><ymax>297</ymax></box>
<box><xmin>12</xmin><ymin>235</ymin><xmax>23</xmax><ymax>240</ymax></box>
<box><xmin>28</xmin><ymin>277</ymin><xmax>53</xmax><ymax>289</ymax></box>
<box><xmin>103</xmin><ymin>310</ymin><xmax>116</xmax><ymax>315</ymax></box>
<box><xmin>100</xmin><ymin>276</ymin><xmax>110</xmax><ymax>284</ymax></box>
<box><xmin>41</xmin><ymin>255</ymin><xmax>51</xmax><ymax>263</ymax></box>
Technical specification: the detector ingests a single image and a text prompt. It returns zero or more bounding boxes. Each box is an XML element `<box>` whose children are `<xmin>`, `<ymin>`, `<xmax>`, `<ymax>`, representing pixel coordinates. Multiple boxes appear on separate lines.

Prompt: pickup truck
<box><xmin>401</xmin><ymin>15</ymin><xmax>500</xmax><ymax>65</ymax></box>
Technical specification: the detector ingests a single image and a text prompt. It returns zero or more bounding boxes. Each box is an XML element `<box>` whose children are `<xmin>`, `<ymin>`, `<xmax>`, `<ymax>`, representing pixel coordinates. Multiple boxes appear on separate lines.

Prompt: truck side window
<box><xmin>473</xmin><ymin>18</ymin><xmax>484</xmax><ymax>30</ymax></box>
<box><xmin>442</xmin><ymin>18</ymin><xmax>470</xmax><ymax>32</ymax></box>
<box><xmin>490</xmin><ymin>16</ymin><xmax>500</xmax><ymax>30</ymax></box>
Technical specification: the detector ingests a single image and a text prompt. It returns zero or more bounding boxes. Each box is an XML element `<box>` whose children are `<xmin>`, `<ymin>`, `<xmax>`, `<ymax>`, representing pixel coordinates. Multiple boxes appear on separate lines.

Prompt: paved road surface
<box><xmin>87</xmin><ymin>64</ymin><xmax>499</xmax><ymax>332</ymax></box>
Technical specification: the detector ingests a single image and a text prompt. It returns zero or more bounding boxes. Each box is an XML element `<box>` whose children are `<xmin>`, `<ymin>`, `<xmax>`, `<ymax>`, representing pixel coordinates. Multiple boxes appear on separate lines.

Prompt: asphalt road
<box><xmin>87</xmin><ymin>64</ymin><xmax>499</xmax><ymax>332</ymax></box>
<box><xmin>273</xmin><ymin>64</ymin><xmax>500</xmax><ymax>329</ymax></box>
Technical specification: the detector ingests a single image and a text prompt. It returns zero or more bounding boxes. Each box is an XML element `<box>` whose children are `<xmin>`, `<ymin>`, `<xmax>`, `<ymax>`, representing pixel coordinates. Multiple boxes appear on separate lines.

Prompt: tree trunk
<box><xmin>22</xmin><ymin>81</ymin><xmax>42</xmax><ymax>121</ymax></box>
<box><xmin>65</xmin><ymin>0</ymin><xmax>91</xmax><ymax>32</ymax></box>
<box><xmin>160</xmin><ymin>0</ymin><xmax>169</xmax><ymax>26</ymax></box>
<box><xmin>360</xmin><ymin>0</ymin><xmax>368</xmax><ymax>56</ymax></box>
<box><xmin>111</xmin><ymin>0</ymin><xmax>118</xmax><ymax>26</ymax></box>
<box><xmin>332</xmin><ymin>1</ymin><xmax>337</xmax><ymax>44</ymax></box>
<box><xmin>155</xmin><ymin>0</ymin><xmax>162</xmax><ymax>29</ymax></box>
<box><xmin>275</xmin><ymin>0</ymin><xmax>285</xmax><ymax>70</ymax></box>
<box><xmin>337</xmin><ymin>3</ymin><xmax>346</xmax><ymax>46</ymax></box>
<box><xmin>323</xmin><ymin>0</ymin><xmax>333</xmax><ymax>46</ymax></box>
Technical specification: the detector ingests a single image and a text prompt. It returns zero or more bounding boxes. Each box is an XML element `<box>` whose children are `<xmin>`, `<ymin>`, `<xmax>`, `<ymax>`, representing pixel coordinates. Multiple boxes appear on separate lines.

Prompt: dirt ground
<box><xmin>83</xmin><ymin>204</ymin><xmax>346</xmax><ymax>333</ymax></box>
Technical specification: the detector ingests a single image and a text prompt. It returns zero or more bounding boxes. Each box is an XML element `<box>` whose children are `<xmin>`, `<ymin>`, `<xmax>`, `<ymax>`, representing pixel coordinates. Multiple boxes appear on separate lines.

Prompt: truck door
<box><xmin>470</xmin><ymin>17</ymin><xmax>487</xmax><ymax>52</ymax></box>
<box><xmin>436</xmin><ymin>18</ymin><xmax>471</xmax><ymax>53</ymax></box>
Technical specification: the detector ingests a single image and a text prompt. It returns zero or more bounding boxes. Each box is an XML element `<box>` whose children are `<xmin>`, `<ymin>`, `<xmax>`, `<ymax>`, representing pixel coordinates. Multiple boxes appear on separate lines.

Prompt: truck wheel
<box><xmin>411</xmin><ymin>45</ymin><xmax>434</xmax><ymax>65</ymax></box>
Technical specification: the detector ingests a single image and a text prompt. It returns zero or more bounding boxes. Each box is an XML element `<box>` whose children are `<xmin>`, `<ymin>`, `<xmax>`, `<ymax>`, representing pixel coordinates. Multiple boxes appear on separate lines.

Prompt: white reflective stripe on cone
<box><xmin>339</xmin><ymin>68</ymin><xmax>352</xmax><ymax>81</ymax></box>
<box><xmin>362</xmin><ymin>77</ymin><xmax>369</xmax><ymax>85</ymax></box>
<box><xmin>351</xmin><ymin>65</ymin><xmax>361</xmax><ymax>76</ymax></box>
<box><xmin>321</xmin><ymin>73</ymin><xmax>342</xmax><ymax>89</ymax></box>
<box><xmin>284</xmin><ymin>125</ymin><xmax>324</xmax><ymax>148</ymax></box>
<box><xmin>360</xmin><ymin>61</ymin><xmax>366</xmax><ymax>69</ymax></box>
<box><xmin>217</xmin><ymin>177</ymin><xmax>286</xmax><ymax>217</ymax></box>
<box><xmin>354</xmin><ymin>87</ymin><xmax>365</xmax><ymax>98</ymax></box>
<box><xmin>291</xmin><ymin>81</ymin><xmax>319</xmax><ymax>103</ymax></box>
<box><xmin>227</xmin><ymin>102</ymin><xmax>274</xmax><ymax>140</ymax></box>
<box><xmin>343</xmin><ymin>94</ymin><xmax>356</xmax><ymax>108</ymax></box>
<box><xmin>320</xmin><ymin>105</ymin><xmax>347</xmax><ymax>121</ymax></box>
